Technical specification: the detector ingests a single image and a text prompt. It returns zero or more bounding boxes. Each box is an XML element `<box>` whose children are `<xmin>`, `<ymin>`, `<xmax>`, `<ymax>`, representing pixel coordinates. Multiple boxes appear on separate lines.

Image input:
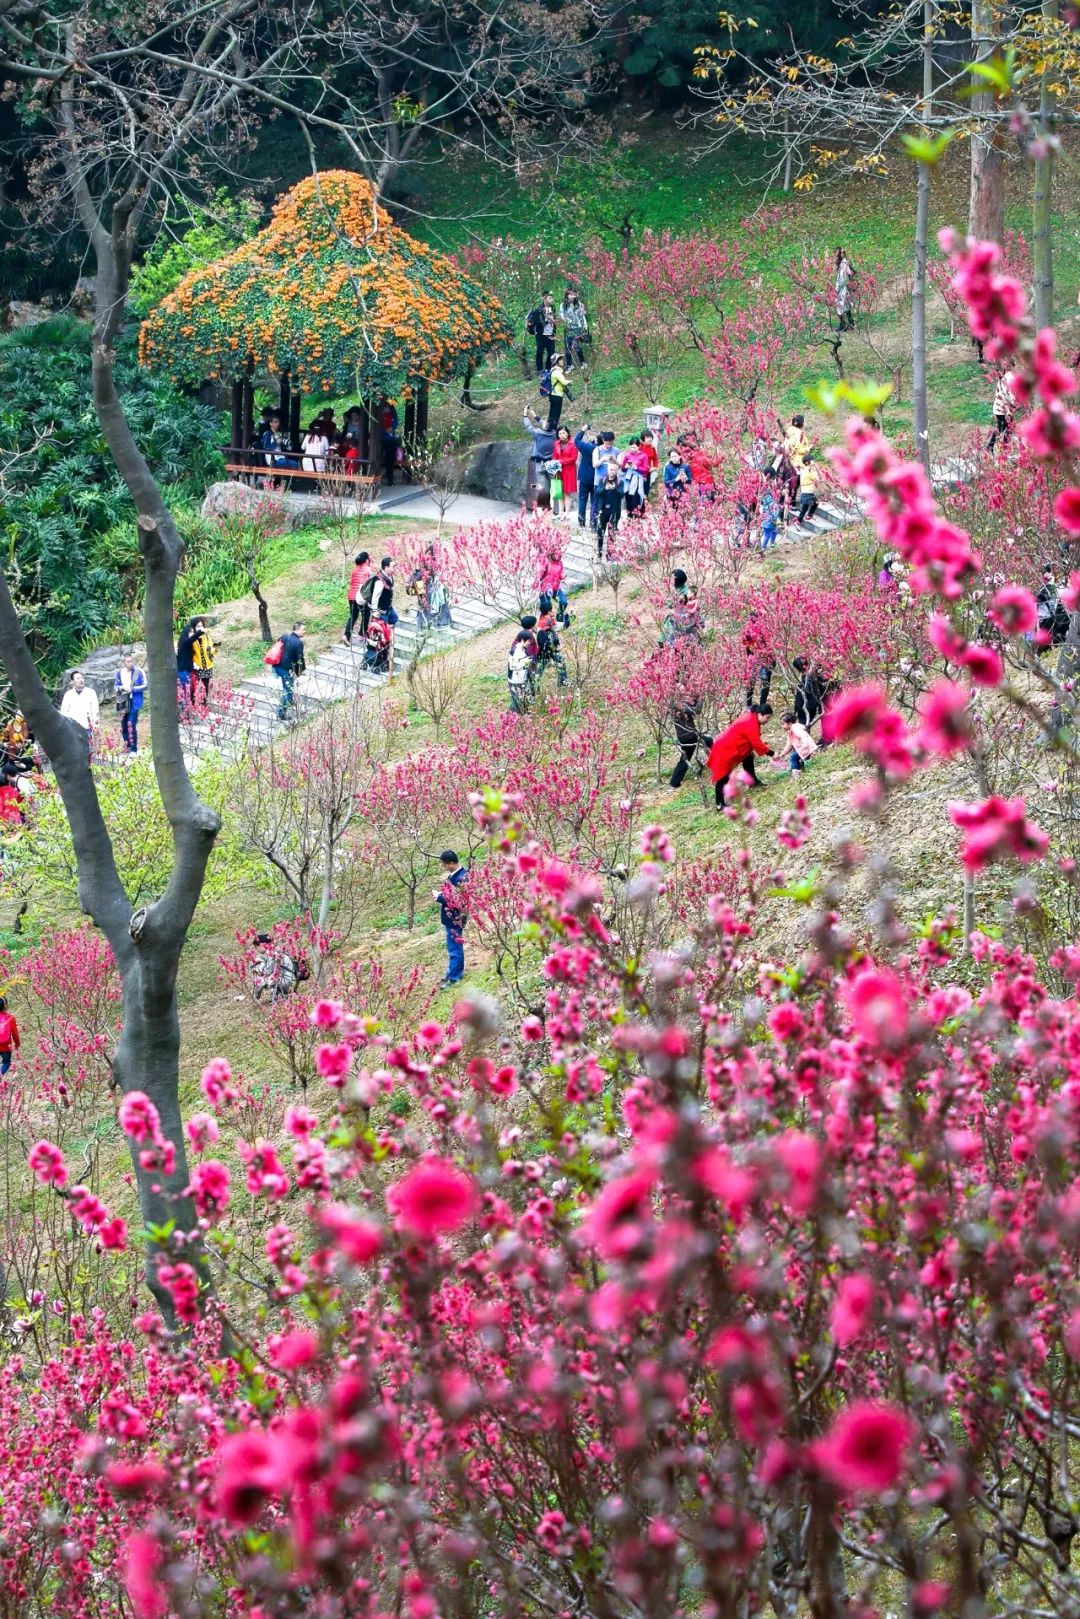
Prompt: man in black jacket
<box><xmin>526</xmin><ymin>291</ymin><xmax>557</xmax><ymax>374</ymax></box>
<box><xmin>669</xmin><ymin>697</ymin><xmax>713</xmax><ymax>789</ymax></box>
<box><xmin>275</xmin><ymin>622</ymin><xmax>306</xmax><ymax>720</ymax></box>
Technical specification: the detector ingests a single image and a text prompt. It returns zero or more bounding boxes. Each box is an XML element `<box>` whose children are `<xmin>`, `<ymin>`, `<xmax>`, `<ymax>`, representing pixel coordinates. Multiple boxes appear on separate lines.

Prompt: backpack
<box><xmin>264</xmin><ymin>638</ymin><xmax>284</xmax><ymax>667</ymax></box>
<box><xmin>538</xmin><ymin>369</ymin><xmax>552</xmax><ymax>398</ymax></box>
<box><xmin>360</xmin><ymin>573</ymin><xmax>378</xmax><ymax>605</ymax></box>
<box><xmin>0</xmin><ymin>1012</ymin><xmax>13</xmax><ymax>1048</ymax></box>
<box><xmin>526</xmin><ymin>308</ymin><xmax>539</xmax><ymax>336</ymax></box>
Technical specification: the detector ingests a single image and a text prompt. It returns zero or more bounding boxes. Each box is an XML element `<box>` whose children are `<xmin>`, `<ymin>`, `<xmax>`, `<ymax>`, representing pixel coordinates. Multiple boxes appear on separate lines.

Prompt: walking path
<box><xmin>190</xmin><ymin>459</ymin><xmax>971</xmax><ymax>755</ymax></box>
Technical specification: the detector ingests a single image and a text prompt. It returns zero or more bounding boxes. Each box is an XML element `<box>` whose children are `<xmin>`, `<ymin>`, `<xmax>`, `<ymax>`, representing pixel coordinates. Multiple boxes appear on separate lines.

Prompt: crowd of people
<box><xmin>253</xmin><ymin>401</ymin><xmax>407</xmax><ymax>485</ymax></box>
<box><xmin>522</xmin><ymin>406</ymin><xmax>825</xmax><ymax>557</ymax></box>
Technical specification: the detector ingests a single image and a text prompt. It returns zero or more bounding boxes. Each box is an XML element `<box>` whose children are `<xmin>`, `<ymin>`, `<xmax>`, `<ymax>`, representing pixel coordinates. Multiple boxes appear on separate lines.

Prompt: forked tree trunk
<box><xmin>0</xmin><ymin>207</ymin><xmax>220</xmax><ymax>1325</ymax></box>
<box><xmin>968</xmin><ymin>0</ymin><xmax>1006</xmax><ymax>242</ymax></box>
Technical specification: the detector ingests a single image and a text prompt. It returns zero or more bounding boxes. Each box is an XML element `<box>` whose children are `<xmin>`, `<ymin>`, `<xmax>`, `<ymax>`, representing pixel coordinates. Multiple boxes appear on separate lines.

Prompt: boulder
<box><xmin>2</xmin><ymin>300</ymin><xmax>53</xmax><ymax>333</ymax></box>
<box><xmin>458</xmin><ymin>440</ymin><xmax>530</xmax><ymax>505</ymax></box>
<box><xmin>200</xmin><ymin>479</ymin><xmax>325</xmax><ymax>531</ymax></box>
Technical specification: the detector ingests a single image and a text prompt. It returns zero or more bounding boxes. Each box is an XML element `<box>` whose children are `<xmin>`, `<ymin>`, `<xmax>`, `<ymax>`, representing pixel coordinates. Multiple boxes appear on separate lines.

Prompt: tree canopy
<box><xmin>139</xmin><ymin>172</ymin><xmax>514</xmax><ymax>401</ymax></box>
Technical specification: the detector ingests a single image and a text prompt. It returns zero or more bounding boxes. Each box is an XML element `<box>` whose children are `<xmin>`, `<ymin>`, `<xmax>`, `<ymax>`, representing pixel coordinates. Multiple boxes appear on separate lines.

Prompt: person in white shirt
<box><xmin>60</xmin><ymin>672</ymin><xmax>100</xmax><ymax>736</ymax></box>
<box><xmin>300</xmin><ymin>421</ymin><xmax>329</xmax><ymax>473</ymax></box>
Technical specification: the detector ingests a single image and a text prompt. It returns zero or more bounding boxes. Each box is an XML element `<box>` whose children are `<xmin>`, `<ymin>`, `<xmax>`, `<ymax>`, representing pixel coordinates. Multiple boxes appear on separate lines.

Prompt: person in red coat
<box><xmin>552</xmin><ymin>426</ymin><xmax>578</xmax><ymax>499</ymax></box>
<box><xmin>708</xmin><ymin>704</ymin><xmax>774</xmax><ymax>808</ymax></box>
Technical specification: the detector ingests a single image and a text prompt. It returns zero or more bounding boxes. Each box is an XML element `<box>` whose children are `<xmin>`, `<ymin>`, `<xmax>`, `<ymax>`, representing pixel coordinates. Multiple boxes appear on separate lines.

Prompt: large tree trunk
<box><xmin>1033</xmin><ymin>0</ymin><xmax>1058</xmax><ymax>329</ymax></box>
<box><xmin>911</xmin><ymin>0</ymin><xmax>935</xmax><ymax>476</ymax></box>
<box><xmin>0</xmin><ymin>178</ymin><xmax>221</xmax><ymax>1322</ymax></box>
<box><xmin>968</xmin><ymin>0</ymin><xmax>1006</xmax><ymax>241</ymax></box>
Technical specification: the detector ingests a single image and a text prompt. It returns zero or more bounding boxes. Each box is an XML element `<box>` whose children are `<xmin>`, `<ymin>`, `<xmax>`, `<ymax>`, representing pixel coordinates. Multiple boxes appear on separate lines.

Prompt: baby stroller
<box><xmin>365</xmin><ymin>614</ymin><xmax>393</xmax><ymax>674</ymax></box>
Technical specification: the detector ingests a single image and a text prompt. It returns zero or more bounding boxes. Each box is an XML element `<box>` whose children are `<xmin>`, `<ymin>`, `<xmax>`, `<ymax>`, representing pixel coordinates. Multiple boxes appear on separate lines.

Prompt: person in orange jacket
<box><xmin>708</xmin><ymin>704</ymin><xmax>774</xmax><ymax>808</ymax></box>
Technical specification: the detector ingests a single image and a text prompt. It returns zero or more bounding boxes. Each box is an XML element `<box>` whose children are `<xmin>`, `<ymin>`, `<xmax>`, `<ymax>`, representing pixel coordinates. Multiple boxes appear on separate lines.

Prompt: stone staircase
<box><xmin>186</xmin><ymin>461</ymin><xmax>969</xmax><ymax>755</ymax></box>
<box><xmin>186</xmin><ymin>521</ymin><xmax>602</xmax><ymax>752</ymax></box>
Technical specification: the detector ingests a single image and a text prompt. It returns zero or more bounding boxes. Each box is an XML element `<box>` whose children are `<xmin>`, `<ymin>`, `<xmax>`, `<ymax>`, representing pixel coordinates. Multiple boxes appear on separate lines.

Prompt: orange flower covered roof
<box><xmin>138</xmin><ymin>171</ymin><xmax>512</xmax><ymax>398</ymax></box>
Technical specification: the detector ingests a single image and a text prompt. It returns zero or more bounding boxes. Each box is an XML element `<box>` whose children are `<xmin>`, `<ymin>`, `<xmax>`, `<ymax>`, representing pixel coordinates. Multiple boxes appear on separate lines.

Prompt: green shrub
<box><xmin>0</xmin><ymin>318</ymin><xmax>224</xmax><ymax>674</ymax></box>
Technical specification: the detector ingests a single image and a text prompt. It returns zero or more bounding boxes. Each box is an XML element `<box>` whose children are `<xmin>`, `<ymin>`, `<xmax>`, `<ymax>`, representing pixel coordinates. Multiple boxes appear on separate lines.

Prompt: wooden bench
<box><xmin>225</xmin><ymin>462</ymin><xmax>380</xmax><ymax>501</ymax></box>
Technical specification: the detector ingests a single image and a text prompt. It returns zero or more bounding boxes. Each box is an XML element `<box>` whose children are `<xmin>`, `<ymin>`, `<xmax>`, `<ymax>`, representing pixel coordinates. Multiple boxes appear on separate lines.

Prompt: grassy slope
<box><xmin>399</xmin><ymin>123</ymin><xmax>1080</xmax><ymax>453</ymax></box>
<box><xmin>10</xmin><ymin>119</ymin><xmax>1074</xmax><ymax>1246</ymax></box>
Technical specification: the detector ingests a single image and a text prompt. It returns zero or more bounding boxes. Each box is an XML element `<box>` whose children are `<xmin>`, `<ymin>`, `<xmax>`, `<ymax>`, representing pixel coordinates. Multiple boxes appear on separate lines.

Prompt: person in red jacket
<box><xmin>0</xmin><ymin>997</ymin><xmax>20</xmax><ymax>1074</ymax></box>
<box><xmin>551</xmin><ymin>426</ymin><xmax>578</xmax><ymax>502</ymax></box>
<box><xmin>708</xmin><ymin>704</ymin><xmax>774</xmax><ymax>808</ymax></box>
<box><xmin>343</xmin><ymin>550</ymin><xmax>371</xmax><ymax>645</ymax></box>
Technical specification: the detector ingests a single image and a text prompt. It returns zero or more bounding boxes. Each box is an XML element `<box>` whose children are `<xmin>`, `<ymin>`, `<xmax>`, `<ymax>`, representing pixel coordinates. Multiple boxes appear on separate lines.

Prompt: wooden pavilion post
<box><xmin>229</xmin><ymin>379</ymin><xmax>243</xmax><ymax>460</ymax></box>
<box><xmin>416</xmin><ymin>380</ymin><xmax>430</xmax><ymax>445</ymax></box>
<box><xmin>366</xmin><ymin>399</ymin><xmax>382</xmax><ymax>479</ymax></box>
<box><xmin>241</xmin><ymin>359</ymin><xmax>255</xmax><ymax>463</ymax></box>
<box><xmin>278</xmin><ymin>371</ymin><xmax>291</xmax><ymax>440</ymax></box>
<box><xmin>289</xmin><ymin>391</ymin><xmax>302</xmax><ymax>454</ymax></box>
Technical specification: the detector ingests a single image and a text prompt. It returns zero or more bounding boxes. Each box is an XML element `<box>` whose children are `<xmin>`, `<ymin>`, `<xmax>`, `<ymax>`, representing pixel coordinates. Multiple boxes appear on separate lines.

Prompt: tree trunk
<box><xmin>963</xmin><ymin>868</ymin><xmax>976</xmax><ymax>951</ymax></box>
<box><xmin>782</xmin><ymin>117</ymin><xmax>794</xmax><ymax>193</ymax></box>
<box><xmin>911</xmin><ymin>0</ymin><xmax>935</xmax><ymax>476</ymax></box>
<box><xmin>1033</xmin><ymin>0</ymin><xmax>1058</xmax><ymax>329</ymax></box>
<box><xmin>968</xmin><ymin>0</ymin><xmax>1006</xmax><ymax>241</ymax></box>
<box><xmin>0</xmin><ymin>187</ymin><xmax>222</xmax><ymax>1322</ymax></box>
<box><xmin>253</xmin><ymin>579</ymin><xmax>272</xmax><ymax>643</ymax></box>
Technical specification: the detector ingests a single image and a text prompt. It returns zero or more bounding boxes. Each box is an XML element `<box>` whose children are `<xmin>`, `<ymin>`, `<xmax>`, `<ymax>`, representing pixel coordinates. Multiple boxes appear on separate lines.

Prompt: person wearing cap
<box><xmin>433</xmin><ymin>850</ymin><xmax>468</xmax><ymax>986</ymax></box>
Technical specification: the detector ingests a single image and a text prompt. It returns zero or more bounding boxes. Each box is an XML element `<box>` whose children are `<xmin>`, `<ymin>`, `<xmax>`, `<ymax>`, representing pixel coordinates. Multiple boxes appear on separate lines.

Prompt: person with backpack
<box><xmin>176</xmin><ymin>620</ymin><xmax>199</xmax><ymax>695</ymax></box>
<box><xmin>344</xmin><ymin>551</ymin><xmax>371</xmax><ymax>645</ymax></box>
<box><xmin>273</xmin><ymin>622</ymin><xmax>306</xmax><ymax>720</ymax></box>
<box><xmin>545</xmin><ymin>357</ymin><xmax>572</xmax><ymax>433</ymax></box>
<box><xmin>433</xmin><ymin>850</ymin><xmax>468</xmax><ymax>986</ymax></box>
<box><xmin>536</xmin><ymin>596</ymin><xmax>568</xmax><ymax>687</ymax></box>
<box><xmin>363</xmin><ymin>557</ymin><xmax>396</xmax><ymax>624</ymax></box>
<box><xmin>526</xmin><ymin>291</ymin><xmax>557</xmax><ymax>375</ymax></box>
<box><xmin>0</xmin><ymin>997</ymin><xmax>20</xmax><ymax>1074</ymax></box>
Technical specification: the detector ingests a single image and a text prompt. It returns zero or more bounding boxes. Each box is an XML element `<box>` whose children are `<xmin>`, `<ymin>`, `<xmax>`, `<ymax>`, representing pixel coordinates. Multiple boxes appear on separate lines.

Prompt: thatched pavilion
<box><xmin>139</xmin><ymin>171</ymin><xmax>512</xmax><ymax>474</ymax></box>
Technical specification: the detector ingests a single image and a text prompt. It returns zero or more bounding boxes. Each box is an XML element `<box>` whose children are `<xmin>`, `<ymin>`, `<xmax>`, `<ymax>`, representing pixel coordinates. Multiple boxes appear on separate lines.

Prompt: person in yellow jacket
<box><xmin>191</xmin><ymin>619</ymin><xmax>217</xmax><ymax>696</ymax></box>
<box><xmin>795</xmin><ymin>460</ymin><xmax>820</xmax><ymax>526</ymax></box>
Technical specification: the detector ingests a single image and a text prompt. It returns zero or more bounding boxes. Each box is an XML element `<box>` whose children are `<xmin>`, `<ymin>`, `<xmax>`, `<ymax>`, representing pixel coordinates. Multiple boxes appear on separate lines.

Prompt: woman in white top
<box><xmin>300</xmin><ymin>421</ymin><xmax>329</xmax><ymax>473</ymax></box>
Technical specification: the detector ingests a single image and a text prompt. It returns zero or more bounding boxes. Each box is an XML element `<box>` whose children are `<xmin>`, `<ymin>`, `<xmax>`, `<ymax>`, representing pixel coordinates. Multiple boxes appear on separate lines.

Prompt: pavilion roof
<box><xmin>139</xmin><ymin>171</ymin><xmax>512</xmax><ymax>400</ymax></box>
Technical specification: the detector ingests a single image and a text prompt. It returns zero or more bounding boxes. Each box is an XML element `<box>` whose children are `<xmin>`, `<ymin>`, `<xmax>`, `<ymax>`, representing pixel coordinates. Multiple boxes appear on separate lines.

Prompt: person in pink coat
<box><xmin>536</xmin><ymin>542</ymin><xmax>569</xmax><ymax>626</ymax></box>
